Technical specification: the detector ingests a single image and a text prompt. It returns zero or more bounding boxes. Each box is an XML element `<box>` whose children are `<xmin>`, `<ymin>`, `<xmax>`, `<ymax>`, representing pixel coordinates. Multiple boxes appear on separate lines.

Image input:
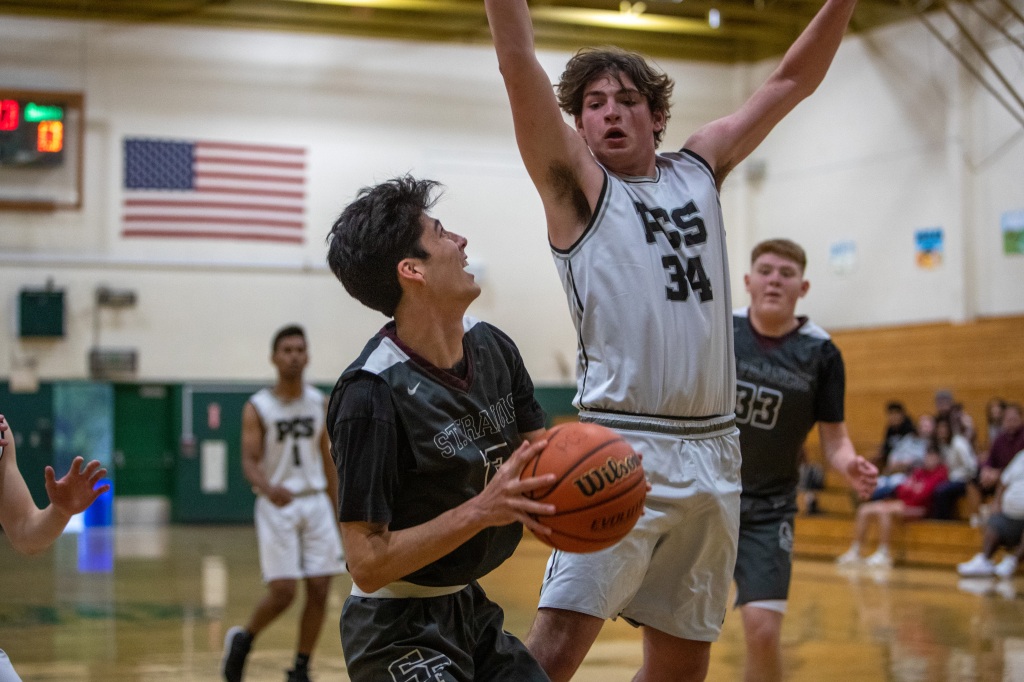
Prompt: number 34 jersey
<box><xmin>733</xmin><ymin>308</ymin><xmax>846</xmax><ymax>498</ymax></box>
<box><xmin>552</xmin><ymin>150</ymin><xmax>734</xmax><ymax>419</ymax></box>
<box><xmin>249</xmin><ymin>385</ymin><xmax>327</xmax><ymax>495</ymax></box>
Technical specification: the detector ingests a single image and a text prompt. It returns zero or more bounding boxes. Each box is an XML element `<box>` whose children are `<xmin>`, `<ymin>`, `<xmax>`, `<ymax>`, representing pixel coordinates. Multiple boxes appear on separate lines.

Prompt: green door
<box><xmin>113</xmin><ymin>384</ymin><xmax>176</xmax><ymax>497</ymax></box>
<box><xmin>173</xmin><ymin>385</ymin><xmax>260</xmax><ymax>523</ymax></box>
<box><xmin>0</xmin><ymin>382</ymin><xmax>55</xmax><ymax>509</ymax></box>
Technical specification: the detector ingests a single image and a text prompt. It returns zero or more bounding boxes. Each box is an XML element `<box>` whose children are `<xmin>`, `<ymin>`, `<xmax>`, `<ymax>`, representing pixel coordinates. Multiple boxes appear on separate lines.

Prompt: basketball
<box><xmin>521</xmin><ymin>421</ymin><xmax>646</xmax><ymax>553</ymax></box>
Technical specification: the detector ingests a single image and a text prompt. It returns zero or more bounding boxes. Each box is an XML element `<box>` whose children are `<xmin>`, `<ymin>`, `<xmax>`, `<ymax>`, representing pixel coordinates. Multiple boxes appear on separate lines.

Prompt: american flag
<box><xmin>121</xmin><ymin>138</ymin><xmax>306</xmax><ymax>243</ymax></box>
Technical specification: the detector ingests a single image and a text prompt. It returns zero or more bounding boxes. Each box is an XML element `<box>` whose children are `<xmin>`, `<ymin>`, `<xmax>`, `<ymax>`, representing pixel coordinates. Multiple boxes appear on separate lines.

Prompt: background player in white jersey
<box><xmin>733</xmin><ymin>239</ymin><xmax>877</xmax><ymax>682</ymax></box>
<box><xmin>324</xmin><ymin>175</ymin><xmax>556</xmax><ymax>682</ymax></box>
<box><xmin>485</xmin><ymin>0</ymin><xmax>862</xmax><ymax>679</ymax></box>
<box><xmin>222</xmin><ymin>326</ymin><xmax>344</xmax><ymax>682</ymax></box>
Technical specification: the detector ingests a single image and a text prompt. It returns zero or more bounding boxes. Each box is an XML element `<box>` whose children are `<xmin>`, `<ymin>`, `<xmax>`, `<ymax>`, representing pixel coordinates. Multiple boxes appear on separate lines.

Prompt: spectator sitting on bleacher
<box><xmin>957</xmin><ymin>446</ymin><xmax>1024</xmax><ymax>579</ymax></box>
<box><xmin>966</xmin><ymin>403</ymin><xmax>1024</xmax><ymax>527</ymax></box>
<box><xmin>875</xmin><ymin>401</ymin><xmax>916</xmax><ymax>472</ymax></box>
<box><xmin>984</xmin><ymin>397</ymin><xmax>1007</xmax><ymax>451</ymax></box>
<box><xmin>931</xmin><ymin>415</ymin><xmax>978</xmax><ymax>520</ymax></box>
<box><xmin>837</xmin><ymin>444</ymin><xmax>949</xmax><ymax>568</ymax></box>
<box><xmin>871</xmin><ymin>413</ymin><xmax>933</xmax><ymax>501</ymax></box>
<box><xmin>934</xmin><ymin>389</ymin><xmax>976</xmax><ymax>448</ymax></box>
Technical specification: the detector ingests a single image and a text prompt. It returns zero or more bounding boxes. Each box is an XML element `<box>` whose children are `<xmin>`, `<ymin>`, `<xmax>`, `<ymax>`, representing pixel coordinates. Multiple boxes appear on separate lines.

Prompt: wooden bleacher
<box><xmin>792</xmin><ymin>315</ymin><xmax>1024</xmax><ymax>568</ymax></box>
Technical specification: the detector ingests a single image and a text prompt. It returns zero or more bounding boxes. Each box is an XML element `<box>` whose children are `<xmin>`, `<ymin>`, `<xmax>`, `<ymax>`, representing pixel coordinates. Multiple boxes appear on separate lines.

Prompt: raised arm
<box><xmin>820</xmin><ymin>421</ymin><xmax>878</xmax><ymax>500</ymax></box>
<box><xmin>686</xmin><ymin>0</ymin><xmax>858</xmax><ymax>187</ymax></box>
<box><xmin>485</xmin><ymin>0</ymin><xmax>604</xmax><ymax>248</ymax></box>
<box><xmin>0</xmin><ymin>415</ymin><xmax>109</xmax><ymax>555</ymax></box>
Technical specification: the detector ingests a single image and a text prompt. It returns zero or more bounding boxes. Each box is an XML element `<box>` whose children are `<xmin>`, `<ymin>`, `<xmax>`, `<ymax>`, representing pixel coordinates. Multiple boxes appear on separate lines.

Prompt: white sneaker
<box><xmin>958</xmin><ymin>553</ymin><xmax>996</xmax><ymax>577</ymax></box>
<box><xmin>836</xmin><ymin>547</ymin><xmax>861</xmax><ymax>565</ymax></box>
<box><xmin>865</xmin><ymin>550</ymin><xmax>893</xmax><ymax>568</ymax></box>
<box><xmin>994</xmin><ymin>556</ymin><xmax>1019</xmax><ymax>579</ymax></box>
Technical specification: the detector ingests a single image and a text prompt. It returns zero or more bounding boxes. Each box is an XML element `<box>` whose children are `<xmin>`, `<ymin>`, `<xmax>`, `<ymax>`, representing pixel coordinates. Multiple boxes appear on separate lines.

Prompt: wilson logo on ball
<box><xmin>572</xmin><ymin>453</ymin><xmax>643</xmax><ymax>497</ymax></box>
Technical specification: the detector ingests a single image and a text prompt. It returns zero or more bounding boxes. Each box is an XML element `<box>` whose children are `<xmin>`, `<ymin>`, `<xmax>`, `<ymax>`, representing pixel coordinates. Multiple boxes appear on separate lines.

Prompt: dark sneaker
<box><xmin>221</xmin><ymin>626</ymin><xmax>252</xmax><ymax>682</ymax></box>
<box><xmin>286</xmin><ymin>668</ymin><xmax>311</xmax><ymax>682</ymax></box>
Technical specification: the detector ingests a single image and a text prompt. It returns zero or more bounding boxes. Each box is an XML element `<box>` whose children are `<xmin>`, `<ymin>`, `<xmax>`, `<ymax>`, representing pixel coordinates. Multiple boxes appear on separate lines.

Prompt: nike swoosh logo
<box><xmin>407</xmin><ymin>381</ymin><xmax>421</xmax><ymax>395</ymax></box>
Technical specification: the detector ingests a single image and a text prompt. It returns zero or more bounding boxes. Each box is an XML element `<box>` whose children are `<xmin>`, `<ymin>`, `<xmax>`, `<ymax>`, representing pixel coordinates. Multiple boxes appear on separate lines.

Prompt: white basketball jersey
<box><xmin>249</xmin><ymin>385</ymin><xmax>327</xmax><ymax>494</ymax></box>
<box><xmin>553</xmin><ymin>150</ymin><xmax>735</xmax><ymax>418</ymax></box>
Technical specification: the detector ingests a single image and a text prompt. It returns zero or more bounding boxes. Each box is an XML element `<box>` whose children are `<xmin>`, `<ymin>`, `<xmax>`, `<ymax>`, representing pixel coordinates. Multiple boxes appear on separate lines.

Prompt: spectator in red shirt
<box><xmin>837</xmin><ymin>445</ymin><xmax>948</xmax><ymax>568</ymax></box>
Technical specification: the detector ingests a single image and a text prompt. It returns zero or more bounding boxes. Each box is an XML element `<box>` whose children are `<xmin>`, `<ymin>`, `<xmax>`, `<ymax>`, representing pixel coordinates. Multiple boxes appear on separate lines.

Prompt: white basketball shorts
<box><xmin>255</xmin><ymin>492</ymin><xmax>345</xmax><ymax>582</ymax></box>
<box><xmin>537</xmin><ymin>412</ymin><xmax>741</xmax><ymax>642</ymax></box>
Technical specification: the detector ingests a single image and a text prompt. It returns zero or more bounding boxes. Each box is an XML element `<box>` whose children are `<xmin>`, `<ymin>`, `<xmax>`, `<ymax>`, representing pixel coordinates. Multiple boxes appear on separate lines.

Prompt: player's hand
<box><xmin>45</xmin><ymin>457</ymin><xmax>110</xmax><ymax>517</ymax></box>
<box><xmin>0</xmin><ymin>414</ymin><xmax>9</xmax><ymax>444</ymax></box>
<box><xmin>846</xmin><ymin>455</ymin><xmax>878</xmax><ymax>500</ymax></box>
<box><xmin>472</xmin><ymin>438</ymin><xmax>556</xmax><ymax>537</ymax></box>
<box><xmin>266</xmin><ymin>485</ymin><xmax>295</xmax><ymax>507</ymax></box>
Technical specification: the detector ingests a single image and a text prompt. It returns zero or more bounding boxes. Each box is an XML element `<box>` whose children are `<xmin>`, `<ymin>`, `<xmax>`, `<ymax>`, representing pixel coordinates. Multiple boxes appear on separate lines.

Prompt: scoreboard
<box><xmin>0</xmin><ymin>90</ymin><xmax>82</xmax><ymax>209</ymax></box>
<box><xmin>0</xmin><ymin>97</ymin><xmax>66</xmax><ymax>167</ymax></box>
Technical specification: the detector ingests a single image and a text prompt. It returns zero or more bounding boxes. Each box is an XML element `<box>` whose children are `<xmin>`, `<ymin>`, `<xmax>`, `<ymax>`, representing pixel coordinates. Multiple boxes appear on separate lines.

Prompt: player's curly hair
<box><xmin>326</xmin><ymin>175</ymin><xmax>439</xmax><ymax>317</ymax></box>
<box><xmin>557</xmin><ymin>46</ymin><xmax>674</xmax><ymax>147</ymax></box>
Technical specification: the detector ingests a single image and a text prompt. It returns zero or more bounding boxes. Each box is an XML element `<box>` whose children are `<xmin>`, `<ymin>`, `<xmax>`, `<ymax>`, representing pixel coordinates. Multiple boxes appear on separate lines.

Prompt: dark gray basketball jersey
<box><xmin>733</xmin><ymin>308</ymin><xmax>845</xmax><ymax>498</ymax></box>
<box><xmin>327</xmin><ymin>316</ymin><xmax>546</xmax><ymax>586</ymax></box>
<box><xmin>553</xmin><ymin>150</ymin><xmax>735</xmax><ymax>419</ymax></box>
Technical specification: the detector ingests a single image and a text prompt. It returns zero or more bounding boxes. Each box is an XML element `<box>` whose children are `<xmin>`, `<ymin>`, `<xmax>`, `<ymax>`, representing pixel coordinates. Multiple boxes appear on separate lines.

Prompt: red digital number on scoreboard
<box><xmin>0</xmin><ymin>99</ymin><xmax>20</xmax><ymax>131</ymax></box>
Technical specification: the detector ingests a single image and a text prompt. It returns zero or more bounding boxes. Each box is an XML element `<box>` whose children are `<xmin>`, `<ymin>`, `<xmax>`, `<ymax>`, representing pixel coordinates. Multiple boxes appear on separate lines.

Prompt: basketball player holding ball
<box><xmin>485</xmin><ymin>0</ymin><xmax>863</xmax><ymax>679</ymax></box>
<box><xmin>325</xmin><ymin>176</ymin><xmax>556</xmax><ymax>682</ymax></box>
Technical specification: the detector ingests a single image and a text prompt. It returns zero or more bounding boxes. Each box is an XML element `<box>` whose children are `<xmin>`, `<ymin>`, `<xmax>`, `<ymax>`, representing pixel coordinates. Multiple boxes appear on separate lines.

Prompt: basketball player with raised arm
<box><xmin>325</xmin><ymin>175</ymin><xmax>556</xmax><ymax>682</ymax></box>
<box><xmin>1</xmin><ymin>413</ymin><xmax>109</xmax><ymax>682</ymax></box>
<box><xmin>733</xmin><ymin>239</ymin><xmax>877</xmax><ymax>682</ymax></box>
<box><xmin>222</xmin><ymin>325</ymin><xmax>344</xmax><ymax>682</ymax></box>
<box><xmin>485</xmin><ymin>0</ymin><xmax>862</xmax><ymax>679</ymax></box>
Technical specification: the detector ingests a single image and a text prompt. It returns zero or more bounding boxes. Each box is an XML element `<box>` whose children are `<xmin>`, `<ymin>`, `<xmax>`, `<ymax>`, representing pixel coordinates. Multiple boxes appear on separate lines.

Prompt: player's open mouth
<box><xmin>605</xmin><ymin>129</ymin><xmax>626</xmax><ymax>139</ymax></box>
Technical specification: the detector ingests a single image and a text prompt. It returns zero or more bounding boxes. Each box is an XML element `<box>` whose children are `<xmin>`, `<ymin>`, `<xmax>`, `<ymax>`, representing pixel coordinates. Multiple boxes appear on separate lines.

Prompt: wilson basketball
<box><xmin>522</xmin><ymin>421</ymin><xmax>646</xmax><ymax>553</ymax></box>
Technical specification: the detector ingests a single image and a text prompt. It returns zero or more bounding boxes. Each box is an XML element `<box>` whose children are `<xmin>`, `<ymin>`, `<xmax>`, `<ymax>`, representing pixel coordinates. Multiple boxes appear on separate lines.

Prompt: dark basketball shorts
<box><xmin>733</xmin><ymin>493</ymin><xmax>799</xmax><ymax>610</ymax></box>
<box><xmin>340</xmin><ymin>581</ymin><xmax>549</xmax><ymax>682</ymax></box>
<box><xmin>988</xmin><ymin>513</ymin><xmax>1024</xmax><ymax>549</ymax></box>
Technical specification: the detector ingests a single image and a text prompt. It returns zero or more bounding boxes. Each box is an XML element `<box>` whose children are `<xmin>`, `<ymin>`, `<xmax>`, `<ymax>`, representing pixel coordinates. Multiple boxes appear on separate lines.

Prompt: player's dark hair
<box><xmin>557</xmin><ymin>46</ymin><xmax>673</xmax><ymax>147</ymax></box>
<box><xmin>751</xmin><ymin>238</ymin><xmax>807</xmax><ymax>272</ymax></box>
<box><xmin>326</xmin><ymin>175</ymin><xmax>439</xmax><ymax>317</ymax></box>
<box><xmin>271</xmin><ymin>324</ymin><xmax>306</xmax><ymax>353</ymax></box>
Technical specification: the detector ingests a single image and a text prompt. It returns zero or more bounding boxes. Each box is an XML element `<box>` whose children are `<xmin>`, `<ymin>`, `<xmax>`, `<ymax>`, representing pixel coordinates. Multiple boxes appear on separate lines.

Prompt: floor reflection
<box><xmin>0</xmin><ymin>526</ymin><xmax>1021</xmax><ymax>681</ymax></box>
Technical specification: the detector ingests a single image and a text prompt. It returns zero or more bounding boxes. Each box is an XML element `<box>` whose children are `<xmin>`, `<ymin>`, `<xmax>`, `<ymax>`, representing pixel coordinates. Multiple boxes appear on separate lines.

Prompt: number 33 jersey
<box><xmin>552</xmin><ymin>150</ymin><xmax>734</xmax><ymax>419</ymax></box>
<box><xmin>733</xmin><ymin>308</ymin><xmax>846</xmax><ymax>497</ymax></box>
<box><xmin>249</xmin><ymin>385</ymin><xmax>327</xmax><ymax>495</ymax></box>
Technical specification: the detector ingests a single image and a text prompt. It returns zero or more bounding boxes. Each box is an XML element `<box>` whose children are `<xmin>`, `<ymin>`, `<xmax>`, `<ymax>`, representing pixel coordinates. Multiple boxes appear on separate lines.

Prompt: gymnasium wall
<box><xmin>2</xmin><ymin>8</ymin><xmax>1022</xmax><ymax>392</ymax></box>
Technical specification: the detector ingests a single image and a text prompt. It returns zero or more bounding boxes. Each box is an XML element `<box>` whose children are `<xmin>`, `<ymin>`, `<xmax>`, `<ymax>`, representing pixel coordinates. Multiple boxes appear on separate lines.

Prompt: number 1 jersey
<box><xmin>249</xmin><ymin>385</ymin><xmax>327</xmax><ymax>495</ymax></box>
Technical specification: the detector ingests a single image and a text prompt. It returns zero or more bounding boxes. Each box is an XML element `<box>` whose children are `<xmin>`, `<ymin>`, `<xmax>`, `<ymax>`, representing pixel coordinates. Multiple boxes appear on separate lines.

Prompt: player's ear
<box><xmin>799</xmin><ymin>279</ymin><xmax>810</xmax><ymax>297</ymax></box>
<box><xmin>743</xmin><ymin>273</ymin><xmax>751</xmax><ymax>293</ymax></box>
<box><xmin>397</xmin><ymin>257</ymin><xmax>423</xmax><ymax>283</ymax></box>
<box><xmin>652</xmin><ymin>109</ymin><xmax>666</xmax><ymax>133</ymax></box>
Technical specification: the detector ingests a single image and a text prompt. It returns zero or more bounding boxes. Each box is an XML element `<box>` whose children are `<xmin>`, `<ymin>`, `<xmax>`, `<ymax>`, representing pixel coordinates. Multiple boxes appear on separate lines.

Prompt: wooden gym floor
<box><xmin>1</xmin><ymin>524</ymin><xmax>1023</xmax><ymax>681</ymax></box>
